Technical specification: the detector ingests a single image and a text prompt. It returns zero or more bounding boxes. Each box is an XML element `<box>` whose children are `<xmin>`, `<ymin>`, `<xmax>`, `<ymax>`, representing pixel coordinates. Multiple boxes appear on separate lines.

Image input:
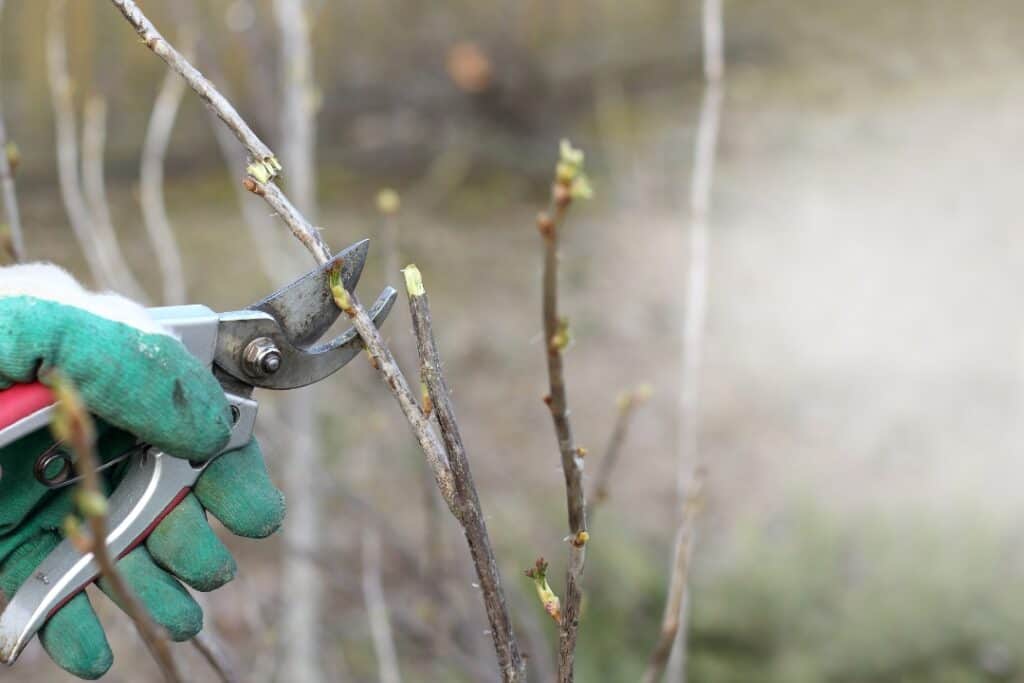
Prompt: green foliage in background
<box><xmin>576</xmin><ymin>503</ymin><xmax>1021</xmax><ymax>683</ymax></box>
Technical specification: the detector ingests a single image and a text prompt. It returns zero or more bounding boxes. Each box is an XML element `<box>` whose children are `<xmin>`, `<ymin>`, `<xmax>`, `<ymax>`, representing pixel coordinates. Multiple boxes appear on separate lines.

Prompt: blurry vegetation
<box><xmin>576</xmin><ymin>503</ymin><xmax>1023</xmax><ymax>683</ymax></box>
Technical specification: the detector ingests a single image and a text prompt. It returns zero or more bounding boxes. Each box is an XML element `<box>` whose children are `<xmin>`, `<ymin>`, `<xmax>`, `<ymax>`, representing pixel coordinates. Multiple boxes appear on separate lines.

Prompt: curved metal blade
<box><xmin>249</xmin><ymin>239</ymin><xmax>369</xmax><ymax>346</ymax></box>
<box><xmin>216</xmin><ymin>287</ymin><xmax>397</xmax><ymax>390</ymax></box>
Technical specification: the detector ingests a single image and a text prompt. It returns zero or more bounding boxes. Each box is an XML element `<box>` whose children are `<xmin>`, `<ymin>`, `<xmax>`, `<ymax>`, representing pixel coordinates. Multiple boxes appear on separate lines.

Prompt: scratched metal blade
<box><xmin>249</xmin><ymin>239</ymin><xmax>368</xmax><ymax>346</ymax></box>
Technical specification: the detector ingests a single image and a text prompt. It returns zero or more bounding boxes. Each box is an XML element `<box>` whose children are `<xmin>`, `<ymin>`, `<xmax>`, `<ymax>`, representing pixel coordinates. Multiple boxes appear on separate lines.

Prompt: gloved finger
<box><xmin>0</xmin><ymin>531</ymin><xmax>113</xmax><ymax>680</ymax></box>
<box><xmin>195</xmin><ymin>439</ymin><xmax>286</xmax><ymax>539</ymax></box>
<box><xmin>0</xmin><ymin>293</ymin><xmax>231</xmax><ymax>461</ymax></box>
<box><xmin>97</xmin><ymin>546</ymin><xmax>203</xmax><ymax>642</ymax></box>
<box><xmin>39</xmin><ymin>593</ymin><xmax>113</xmax><ymax>681</ymax></box>
<box><xmin>146</xmin><ymin>493</ymin><xmax>237</xmax><ymax>592</ymax></box>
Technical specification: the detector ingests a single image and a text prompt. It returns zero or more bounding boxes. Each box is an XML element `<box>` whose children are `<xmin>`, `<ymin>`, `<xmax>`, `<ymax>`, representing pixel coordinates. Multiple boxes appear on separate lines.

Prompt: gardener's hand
<box><xmin>0</xmin><ymin>264</ymin><xmax>285</xmax><ymax>680</ymax></box>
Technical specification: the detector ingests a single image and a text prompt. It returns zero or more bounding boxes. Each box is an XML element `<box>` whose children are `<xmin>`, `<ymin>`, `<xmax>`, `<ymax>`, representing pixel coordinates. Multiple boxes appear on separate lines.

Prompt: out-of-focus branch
<box><xmin>667</xmin><ymin>1</ymin><xmax>725</xmax><ymax>680</ymax></box>
<box><xmin>49</xmin><ymin>373</ymin><xmax>181</xmax><ymax>683</ymax></box>
<box><xmin>0</xmin><ymin>0</ymin><xmax>23</xmax><ymax>263</ymax></box>
<box><xmin>640</xmin><ymin>471</ymin><xmax>705</xmax><ymax>683</ymax></box>
<box><xmin>192</xmin><ymin>627</ymin><xmax>241</xmax><ymax>683</ymax></box>
<box><xmin>268</xmin><ymin>3</ymin><xmax>328</xmax><ymax>681</ymax></box>
<box><xmin>81</xmin><ymin>95</ymin><xmax>147</xmax><ymax>300</ymax></box>
<box><xmin>589</xmin><ymin>385</ymin><xmax>651</xmax><ymax>519</ymax></box>
<box><xmin>46</xmin><ymin>1</ymin><xmax>116</xmax><ymax>289</ymax></box>
<box><xmin>536</xmin><ymin>140</ymin><xmax>593</xmax><ymax>683</ymax></box>
<box><xmin>139</xmin><ymin>37</ymin><xmax>191</xmax><ymax>304</ymax></box>
<box><xmin>361</xmin><ymin>529</ymin><xmax>402</xmax><ymax>683</ymax></box>
<box><xmin>402</xmin><ymin>264</ymin><xmax>526</xmax><ymax>681</ymax></box>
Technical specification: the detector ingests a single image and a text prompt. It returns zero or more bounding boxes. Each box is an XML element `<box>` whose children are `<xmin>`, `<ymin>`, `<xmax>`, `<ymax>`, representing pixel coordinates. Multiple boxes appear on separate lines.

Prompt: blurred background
<box><xmin>3</xmin><ymin>0</ymin><xmax>1024</xmax><ymax>681</ymax></box>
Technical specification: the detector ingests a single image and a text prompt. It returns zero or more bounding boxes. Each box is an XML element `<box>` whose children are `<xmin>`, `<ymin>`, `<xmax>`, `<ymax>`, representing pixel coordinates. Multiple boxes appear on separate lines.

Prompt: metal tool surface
<box><xmin>0</xmin><ymin>239</ymin><xmax>395</xmax><ymax>664</ymax></box>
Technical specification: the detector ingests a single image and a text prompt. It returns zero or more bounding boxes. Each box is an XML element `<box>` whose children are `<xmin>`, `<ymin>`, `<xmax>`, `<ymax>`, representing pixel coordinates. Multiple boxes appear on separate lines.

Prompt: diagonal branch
<box><xmin>109</xmin><ymin>2</ymin><xmax>523</xmax><ymax>679</ymax></box>
<box><xmin>402</xmin><ymin>265</ymin><xmax>526</xmax><ymax>681</ymax></box>
<box><xmin>0</xmin><ymin>18</ymin><xmax>23</xmax><ymax>264</ymax></box>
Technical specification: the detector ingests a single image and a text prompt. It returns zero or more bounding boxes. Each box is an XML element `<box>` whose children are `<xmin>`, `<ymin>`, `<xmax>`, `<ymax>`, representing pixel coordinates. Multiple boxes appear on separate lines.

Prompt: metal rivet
<box><xmin>242</xmin><ymin>337</ymin><xmax>282</xmax><ymax>378</ymax></box>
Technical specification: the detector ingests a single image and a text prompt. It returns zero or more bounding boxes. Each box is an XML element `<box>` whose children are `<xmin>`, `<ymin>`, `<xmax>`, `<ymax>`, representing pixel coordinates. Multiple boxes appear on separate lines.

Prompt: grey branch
<box><xmin>640</xmin><ymin>473</ymin><xmax>705</xmax><ymax>683</ymax></box>
<box><xmin>270</xmin><ymin>2</ymin><xmax>328</xmax><ymax>681</ymax></box>
<box><xmin>361</xmin><ymin>529</ymin><xmax>402</xmax><ymax>683</ymax></box>
<box><xmin>665</xmin><ymin>0</ymin><xmax>725</xmax><ymax>680</ymax></box>
<box><xmin>403</xmin><ymin>265</ymin><xmax>527</xmax><ymax>682</ymax></box>
<box><xmin>46</xmin><ymin>1</ymin><xmax>116</xmax><ymax>289</ymax></box>
<box><xmin>139</xmin><ymin>46</ymin><xmax>190</xmax><ymax>304</ymax></box>
<box><xmin>0</xmin><ymin>0</ymin><xmax>23</xmax><ymax>263</ymax></box>
<box><xmin>81</xmin><ymin>95</ymin><xmax>147</xmax><ymax>300</ymax></box>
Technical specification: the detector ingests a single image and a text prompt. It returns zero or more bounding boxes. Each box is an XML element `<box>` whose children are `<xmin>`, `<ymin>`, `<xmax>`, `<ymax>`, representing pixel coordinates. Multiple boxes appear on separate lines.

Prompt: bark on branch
<box><xmin>402</xmin><ymin>264</ymin><xmax>526</xmax><ymax>681</ymax></box>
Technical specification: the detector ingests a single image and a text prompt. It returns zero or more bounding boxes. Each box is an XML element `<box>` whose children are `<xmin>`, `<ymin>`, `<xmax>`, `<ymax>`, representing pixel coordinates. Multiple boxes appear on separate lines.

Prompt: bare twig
<box><xmin>665</xmin><ymin>1</ymin><xmax>725</xmax><ymax>680</ymax></box>
<box><xmin>192</xmin><ymin>627</ymin><xmax>241</xmax><ymax>683</ymax></box>
<box><xmin>536</xmin><ymin>141</ymin><xmax>592</xmax><ymax>683</ymax></box>
<box><xmin>46</xmin><ymin>1</ymin><xmax>116</xmax><ymax>289</ymax></box>
<box><xmin>640</xmin><ymin>472</ymin><xmax>705</xmax><ymax>683</ymax></box>
<box><xmin>402</xmin><ymin>264</ymin><xmax>526</xmax><ymax>681</ymax></box>
<box><xmin>110</xmin><ymin>0</ymin><xmax>331</xmax><ymax>264</ymax></box>
<box><xmin>268</xmin><ymin>2</ymin><xmax>328</xmax><ymax>681</ymax></box>
<box><xmin>589</xmin><ymin>386</ymin><xmax>651</xmax><ymax>519</ymax></box>
<box><xmin>361</xmin><ymin>529</ymin><xmax>402</xmax><ymax>683</ymax></box>
<box><xmin>0</xmin><ymin>0</ymin><xmax>23</xmax><ymax>263</ymax></box>
<box><xmin>81</xmin><ymin>95</ymin><xmax>147</xmax><ymax>300</ymax></box>
<box><xmin>49</xmin><ymin>373</ymin><xmax>181</xmax><ymax>683</ymax></box>
<box><xmin>139</xmin><ymin>37</ymin><xmax>191</xmax><ymax>304</ymax></box>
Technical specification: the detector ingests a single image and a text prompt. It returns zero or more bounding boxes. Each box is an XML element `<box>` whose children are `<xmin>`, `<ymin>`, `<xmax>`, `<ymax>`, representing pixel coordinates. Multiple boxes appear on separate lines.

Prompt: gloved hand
<box><xmin>0</xmin><ymin>264</ymin><xmax>286</xmax><ymax>680</ymax></box>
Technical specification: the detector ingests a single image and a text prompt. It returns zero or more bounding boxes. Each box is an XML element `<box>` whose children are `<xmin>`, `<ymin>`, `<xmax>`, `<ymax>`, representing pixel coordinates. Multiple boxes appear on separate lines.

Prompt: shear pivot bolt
<box><xmin>243</xmin><ymin>337</ymin><xmax>282</xmax><ymax>377</ymax></box>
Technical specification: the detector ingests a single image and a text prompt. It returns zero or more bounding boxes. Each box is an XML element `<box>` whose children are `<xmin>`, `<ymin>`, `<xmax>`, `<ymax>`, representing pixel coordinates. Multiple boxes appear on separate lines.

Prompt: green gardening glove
<box><xmin>0</xmin><ymin>264</ymin><xmax>286</xmax><ymax>679</ymax></box>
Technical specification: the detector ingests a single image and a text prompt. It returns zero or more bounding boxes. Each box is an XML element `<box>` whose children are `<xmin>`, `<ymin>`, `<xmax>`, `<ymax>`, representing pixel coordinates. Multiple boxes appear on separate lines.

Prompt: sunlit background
<box><xmin>3</xmin><ymin>1</ymin><xmax>1024</xmax><ymax>681</ymax></box>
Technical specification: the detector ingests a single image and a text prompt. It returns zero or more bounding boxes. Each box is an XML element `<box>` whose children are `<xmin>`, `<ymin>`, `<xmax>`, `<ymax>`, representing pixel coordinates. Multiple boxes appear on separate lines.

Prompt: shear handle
<box><xmin>0</xmin><ymin>393</ymin><xmax>256</xmax><ymax>665</ymax></box>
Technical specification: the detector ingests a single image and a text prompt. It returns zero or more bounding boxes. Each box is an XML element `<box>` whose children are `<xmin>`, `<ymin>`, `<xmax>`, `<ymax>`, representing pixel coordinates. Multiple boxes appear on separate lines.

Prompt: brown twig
<box><xmin>361</xmin><ymin>529</ymin><xmax>402</xmax><ymax>683</ymax></box>
<box><xmin>402</xmin><ymin>264</ymin><xmax>526</xmax><ymax>681</ymax></box>
<box><xmin>49</xmin><ymin>373</ymin><xmax>181</xmax><ymax>683</ymax></box>
<box><xmin>0</xmin><ymin>0</ymin><xmax>23</xmax><ymax>263</ymax></box>
<box><xmin>536</xmin><ymin>141</ymin><xmax>592</xmax><ymax>683</ymax></box>
<box><xmin>665</xmin><ymin>1</ymin><xmax>725</xmax><ymax>680</ymax></box>
<box><xmin>588</xmin><ymin>386</ymin><xmax>651</xmax><ymax>520</ymax></box>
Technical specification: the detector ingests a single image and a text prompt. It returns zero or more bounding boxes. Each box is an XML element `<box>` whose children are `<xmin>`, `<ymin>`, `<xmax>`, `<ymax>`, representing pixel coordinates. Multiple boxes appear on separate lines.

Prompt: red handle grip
<box><xmin>0</xmin><ymin>382</ymin><xmax>57</xmax><ymax>431</ymax></box>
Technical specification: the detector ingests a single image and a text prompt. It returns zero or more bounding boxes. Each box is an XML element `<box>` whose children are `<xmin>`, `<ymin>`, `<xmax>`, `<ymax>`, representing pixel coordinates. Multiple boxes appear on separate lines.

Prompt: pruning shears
<box><xmin>0</xmin><ymin>239</ymin><xmax>395</xmax><ymax>664</ymax></box>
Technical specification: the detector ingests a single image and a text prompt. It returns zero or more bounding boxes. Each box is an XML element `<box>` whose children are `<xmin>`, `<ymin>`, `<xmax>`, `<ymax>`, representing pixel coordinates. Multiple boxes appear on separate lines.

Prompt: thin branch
<box><xmin>588</xmin><ymin>386</ymin><xmax>651</xmax><ymax>519</ymax></box>
<box><xmin>46</xmin><ymin>0</ymin><xmax>115</xmax><ymax>289</ymax></box>
<box><xmin>361</xmin><ymin>529</ymin><xmax>402</xmax><ymax>683</ymax></box>
<box><xmin>402</xmin><ymin>264</ymin><xmax>526</xmax><ymax>681</ymax></box>
<box><xmin>0</xmin><ymin>0</ymin><xmax>23</xmax><ymax>263</ymax></box>
<box><xmin>139</xmin><ymin>39</ymin><xmax>191</xmax><ymax>304</ymax></box>
<box><xmin>111</xmin><ymin>0</ymin><xmax>272</xmax><ymax>165</ymax></box>
<box><xmin>49</xmin><ymin>373</ymin><xmax>181</xmax><ymax>683</ymax></box>
<box><xmin>536</xmin><ymin>142</ymin><xmax>592</xmax><ymax>683</ymax></box>
<box><xmin>640</xmin><ymin>472</ymin><xmax>705</xmax><ymax>683</ymax></box>
<box><xmin>110</xmin><ymin>0</ymin><xmax>331</xmax><ymax>265</ymax></box>
<box><xmin>192</xmin><ymin>627</ymin><xmax>241</xmax><ymax>683</ymax></box>
<box><xmin>81</xmin><ymin>95</ymin><xmax>147</xmax><ymax>300</ymax></box>
<box><xmin>666</xmin><ymin>0</ymin><xmax>725</xmax><ymax>680</ymax></box>
<box><xmin>268</xmin><ymin>3</ymin><xmax>328</xmax><ymax>682</ymax></box>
